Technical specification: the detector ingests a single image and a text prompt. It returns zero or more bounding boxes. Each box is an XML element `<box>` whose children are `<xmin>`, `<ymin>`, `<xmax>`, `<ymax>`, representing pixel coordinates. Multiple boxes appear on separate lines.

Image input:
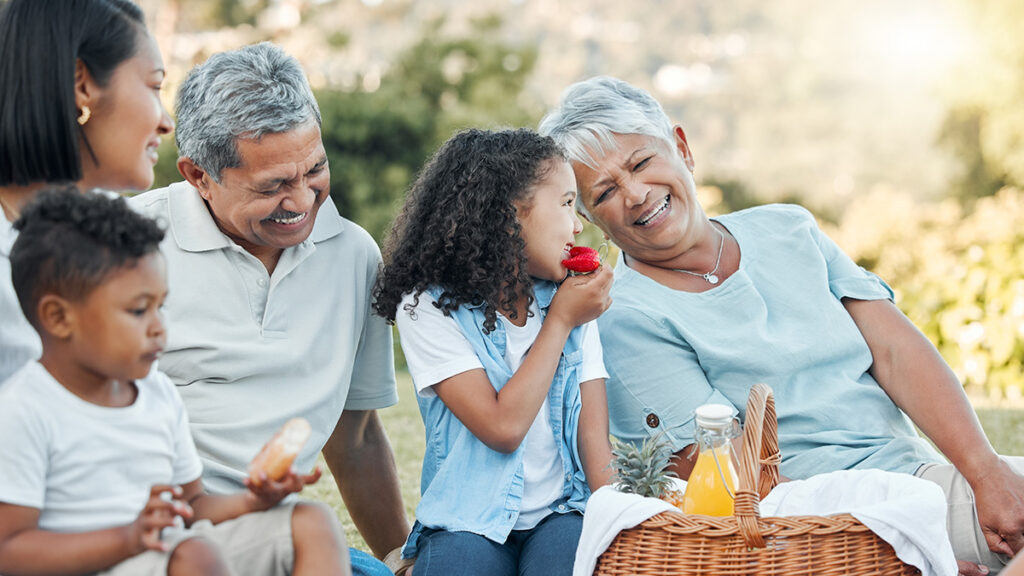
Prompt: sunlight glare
<box><xmin>864</xmin><ymin>6</ymin><xmax>975</xmax><ymax>79</ymax></box>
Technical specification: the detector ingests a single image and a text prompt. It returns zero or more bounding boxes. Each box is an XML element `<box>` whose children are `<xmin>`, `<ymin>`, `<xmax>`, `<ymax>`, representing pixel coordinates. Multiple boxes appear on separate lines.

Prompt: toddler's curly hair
<box><xmin>10</xmin><ymin>186</ymin><xmax>165</xmax><ymax>327</ymax></box>
<box><xmin>373</xmin><ymin>128</ymin><xmax>565</xmax><ymax>333</ymax></box>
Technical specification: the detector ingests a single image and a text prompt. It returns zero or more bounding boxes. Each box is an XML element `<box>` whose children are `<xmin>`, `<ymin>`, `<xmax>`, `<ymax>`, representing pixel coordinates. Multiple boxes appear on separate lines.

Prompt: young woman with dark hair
<box><xmin>0</xmin><ymin>0</ymin><xmax>174</xmax><ymax>383</ymax></box>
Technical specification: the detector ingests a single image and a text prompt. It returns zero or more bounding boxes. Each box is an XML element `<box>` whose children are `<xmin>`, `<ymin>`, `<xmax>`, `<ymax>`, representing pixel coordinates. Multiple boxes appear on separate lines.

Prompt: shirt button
<box><xmin>257</xmin><ymin>278</ymin><xmax>266</xmax><ymax>286</ymax></box>
<box><xmin>646</xmin><ymin>413</ymin><xmax>660</xmax><ymax>428</ymax></box>
<box><xmin>557</xmin><ymin>505</ymin><xmax>567</xmax><ymax>512</ymax></box>
<box><xmin>566</xmin><ymin>473</ymin><xmax>572</xmax><ymax>482</ymax></box>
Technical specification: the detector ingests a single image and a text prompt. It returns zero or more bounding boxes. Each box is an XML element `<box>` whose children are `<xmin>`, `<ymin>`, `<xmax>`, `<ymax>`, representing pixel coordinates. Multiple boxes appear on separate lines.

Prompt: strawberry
<box><xmin>562</xmin><ymin>245</ymin><xmax>601</xmax><ymax>274</ymax></box>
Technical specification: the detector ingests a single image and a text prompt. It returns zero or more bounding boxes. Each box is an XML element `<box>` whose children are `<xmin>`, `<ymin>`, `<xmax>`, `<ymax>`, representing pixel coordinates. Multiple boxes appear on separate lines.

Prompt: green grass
<box><xmin>305</xmin><ymin>371</ymin><xmax>424</xmax><ymax>553</ymax></box>
<box><xmin>309</xmin><ymin>370</ymin><xmax>1024</xmax><ymax>555</ymax></box>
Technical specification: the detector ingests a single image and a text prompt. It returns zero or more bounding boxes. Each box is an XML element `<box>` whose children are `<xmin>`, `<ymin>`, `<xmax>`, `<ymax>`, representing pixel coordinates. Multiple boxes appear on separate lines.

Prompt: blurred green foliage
<box><xmin>939</xmin><ymin>0</ymin><xmax>1024</xmax><ymax>202</ymax></box>
<box><xmin>826</xmin><ymin>186</ymin><xmax>1024</xmax><ymax>401</ymax></box>
<box><xmin>322</xmin><ymin>16</ymin><xmax>542</xmax><ymax>243</ymax></box>
<box><xmin>173</xmin><ymin>0</ymin><xmax>270</xmax><ymax>29</ymax></box>
<box><xmin>144</xmin><ymin>5</ymin><xmax>1024</xmax><ymax>395</ymax></box>
<box><xmin>153</xmin><ymin>16</ymin><xmax>543</xmax><ymax>245</ymax></box>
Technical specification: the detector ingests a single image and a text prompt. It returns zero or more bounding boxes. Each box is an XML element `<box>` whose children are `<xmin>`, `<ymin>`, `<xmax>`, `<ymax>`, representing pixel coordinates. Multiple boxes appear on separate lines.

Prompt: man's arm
<box><xmin>322</xmin><ymin>409</ymin><xmax>409</xmax><ymax>559</ymax></box>
<box><xmin>846</xmin><ymin>297</ymin><xmax>1024</xmax><ymax>556</ymax></box>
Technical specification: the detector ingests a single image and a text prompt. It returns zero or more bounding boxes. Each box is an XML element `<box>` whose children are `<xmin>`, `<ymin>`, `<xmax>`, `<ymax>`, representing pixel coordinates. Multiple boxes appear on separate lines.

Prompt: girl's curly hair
<box><xmin>372</xmin><ymin>128</ymin><xmax>565</xmax><ymax>333</ymax></box>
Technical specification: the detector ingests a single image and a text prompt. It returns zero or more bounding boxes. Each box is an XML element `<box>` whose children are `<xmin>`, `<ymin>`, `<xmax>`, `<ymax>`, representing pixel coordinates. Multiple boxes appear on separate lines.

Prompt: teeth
<box><xmin>636</xmin><ymin>197</ymin><xmax>669</xmax><ymax>226</ymax></box>
<box><xmin>270</xmin><ymin>213</ymin><xmax>305</xmax><ymax>225</ymax></box>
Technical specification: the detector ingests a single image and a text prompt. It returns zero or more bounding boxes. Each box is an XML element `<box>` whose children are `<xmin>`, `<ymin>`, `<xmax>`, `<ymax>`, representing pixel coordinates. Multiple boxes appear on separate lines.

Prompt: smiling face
<box><xmin>515</xmin><ymin>159</ymin><xmax>584</xmax><ymax>282</ymax></box>
<box><xmin>191</xmin><ymin>122</ymin><xmax>330</xmax><ymax>266</ymax></box>
<box><xmin>67</xmin><ymin>251</ymin><xmax>168</xmax><ymax>384</ymax></box>
<box><xmin>78</xmin><ymin>29</ymin><xmax>174</xmax><ymax>192</ymax></box>
<box><xmin>573</xmin><ymin>130</ymin><xmax>708</xmax><ymax>267</ymax></box>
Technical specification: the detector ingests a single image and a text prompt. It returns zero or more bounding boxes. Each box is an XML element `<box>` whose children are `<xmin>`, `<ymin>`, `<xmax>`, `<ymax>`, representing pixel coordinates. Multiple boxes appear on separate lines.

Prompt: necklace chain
<box><xmin>673</xmin><ymin>225</ymin><xmax>725</xmax><ymax>285</ymax></box>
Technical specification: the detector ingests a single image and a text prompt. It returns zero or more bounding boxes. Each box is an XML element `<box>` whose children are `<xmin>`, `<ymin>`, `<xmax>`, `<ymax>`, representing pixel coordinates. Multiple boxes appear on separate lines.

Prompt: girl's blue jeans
<box><xmin>411</xmin><ymin>511</ymin><xmax>583</xmax><ymax>576</ymax></box>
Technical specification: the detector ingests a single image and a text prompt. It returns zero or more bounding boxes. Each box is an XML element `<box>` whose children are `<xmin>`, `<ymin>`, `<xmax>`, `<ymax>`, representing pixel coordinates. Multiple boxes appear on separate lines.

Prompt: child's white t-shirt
<box><xmin>0</xmin><ymin>362</ymin><xmax>203</xmax><ymax>532</ymax></box>
<box><xmin>397</xmin><ymin>292</ymin><xmax>608</xmax><ymax>530</ymax></box>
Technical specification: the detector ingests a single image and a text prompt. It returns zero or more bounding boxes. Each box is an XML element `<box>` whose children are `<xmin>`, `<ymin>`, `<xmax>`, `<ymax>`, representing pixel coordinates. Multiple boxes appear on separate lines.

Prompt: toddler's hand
<box><xmin>549</xmin><ymin>263</ymin><xmax>613</xmax><ymax>329</ymax></box>
<box><xmin>129</xmin><ymin>485</ymin><xmax>192</xmax><ymax>554</ymax></box>
<box><xmin>243</xmin><ymin>466</ymin><xmax>323</xmax><ymax>511</ymax></box>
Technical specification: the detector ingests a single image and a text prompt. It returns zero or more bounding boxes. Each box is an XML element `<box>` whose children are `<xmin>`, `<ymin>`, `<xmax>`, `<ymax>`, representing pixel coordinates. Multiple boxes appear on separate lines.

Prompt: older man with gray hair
<box><xmin>130</xmin><ymin>43</ymin><xmax>408</xmax><ymax>575</ymax></box>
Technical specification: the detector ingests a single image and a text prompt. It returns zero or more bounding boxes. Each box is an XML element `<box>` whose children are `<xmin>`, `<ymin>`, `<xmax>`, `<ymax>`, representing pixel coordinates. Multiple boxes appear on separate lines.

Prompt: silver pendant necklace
<box><xmin>673</xmin><ymin>225</ymin><xmax>724</xmax><ymax>285</ymax></box>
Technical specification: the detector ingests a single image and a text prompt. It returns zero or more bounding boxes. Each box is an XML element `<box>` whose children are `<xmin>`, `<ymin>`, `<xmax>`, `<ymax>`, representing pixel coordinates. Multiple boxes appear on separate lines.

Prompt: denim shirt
<box><xmin>402</xmin><ymin>280</ymin><xmax>591</xmax><ymax>556</ymax></box>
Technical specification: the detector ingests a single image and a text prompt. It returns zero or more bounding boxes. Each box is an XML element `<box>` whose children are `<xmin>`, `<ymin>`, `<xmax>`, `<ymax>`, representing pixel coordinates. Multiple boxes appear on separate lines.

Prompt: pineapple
<box><xmin>610</xmin><ymin>434</ymin><xmax>685</xmax><ymax>509</ymax></box>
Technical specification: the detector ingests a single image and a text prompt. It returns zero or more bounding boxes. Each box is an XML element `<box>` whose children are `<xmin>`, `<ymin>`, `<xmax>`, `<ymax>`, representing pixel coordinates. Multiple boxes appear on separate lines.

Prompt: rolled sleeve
<box><xmin>344</xmin><ymin>255</ymin><xmax>399</xmax><ymax>411</ymax></box>
<box><xmin>811</xmin><ymin>224</ymin><xmax>894</xmax><ymax>302</ymax></box>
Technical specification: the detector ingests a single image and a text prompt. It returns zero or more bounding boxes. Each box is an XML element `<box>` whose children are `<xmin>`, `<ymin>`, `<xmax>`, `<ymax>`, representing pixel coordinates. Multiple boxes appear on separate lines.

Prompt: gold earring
<box><xmin>77</xmin><ymin>106</ymin><xmax>91</xmax><ymax>126</ymax></box>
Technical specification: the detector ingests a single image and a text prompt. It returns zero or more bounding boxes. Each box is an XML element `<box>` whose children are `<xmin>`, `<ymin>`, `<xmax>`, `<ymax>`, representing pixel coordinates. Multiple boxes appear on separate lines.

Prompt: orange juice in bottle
<box><xmin>681</xmin><ymin>403</ymin><xmax>740</xmax><ymax>516</ymax></box>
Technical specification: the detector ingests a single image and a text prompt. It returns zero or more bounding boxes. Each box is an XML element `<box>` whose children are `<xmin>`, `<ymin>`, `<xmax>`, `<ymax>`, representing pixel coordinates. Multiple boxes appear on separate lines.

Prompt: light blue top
<box><xmin>599</xmin><ymin>204</ymin><xmax>944</xmax><ymax>479</ymax></box>
<box><xmin>402</xmin><ymin>281</ymin><xmax>591</xmax><ymax>557</ymax></box>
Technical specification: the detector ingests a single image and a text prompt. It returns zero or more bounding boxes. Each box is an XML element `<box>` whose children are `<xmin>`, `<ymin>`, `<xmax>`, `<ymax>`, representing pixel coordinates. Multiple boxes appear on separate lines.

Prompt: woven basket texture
<box><xmin>594</xmin><ymin>383</ymin><xmax>921</xmax><ymax>576</ymax></box>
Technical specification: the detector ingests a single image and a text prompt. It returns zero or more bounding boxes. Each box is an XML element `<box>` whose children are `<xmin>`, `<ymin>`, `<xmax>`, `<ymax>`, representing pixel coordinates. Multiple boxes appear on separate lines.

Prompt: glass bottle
<box><xmin>681</xmin><ymin>403</ymin><xmax>741</xmax><ymax>516</ymax></box>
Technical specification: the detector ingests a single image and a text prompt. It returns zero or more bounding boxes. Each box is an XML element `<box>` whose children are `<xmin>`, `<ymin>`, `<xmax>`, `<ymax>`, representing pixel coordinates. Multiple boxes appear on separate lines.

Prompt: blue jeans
<box><xmin>413</xmin><ymin>512</ymin><xmax>583</xmax><ymax>576</ymax></box>
<box><xmin>351</xmin><ymin>548</ymin><xmax>392</xmax><ymax>576</ymax></box>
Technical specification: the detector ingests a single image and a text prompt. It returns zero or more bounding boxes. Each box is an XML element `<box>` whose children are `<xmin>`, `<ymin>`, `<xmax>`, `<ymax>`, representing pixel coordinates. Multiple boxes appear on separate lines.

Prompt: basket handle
<box><xmin>734</xmin><ymin>383</ymin><xmax>781</xmax><ymax>548</ymax></box>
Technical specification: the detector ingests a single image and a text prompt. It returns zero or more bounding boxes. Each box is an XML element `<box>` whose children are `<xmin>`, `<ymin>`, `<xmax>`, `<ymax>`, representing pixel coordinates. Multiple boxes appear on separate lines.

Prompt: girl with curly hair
<box><xmin>373</xmin><ymin>128</ymin><xmax>614</xmax><ymax>575</ymax></box>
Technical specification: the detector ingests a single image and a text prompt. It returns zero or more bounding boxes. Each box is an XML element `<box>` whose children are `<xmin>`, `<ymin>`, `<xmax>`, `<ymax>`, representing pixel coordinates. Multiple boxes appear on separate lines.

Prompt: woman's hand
<box><xmin>971</xmin><ymin>459</ymin><xmax>1024</xmax><ymax>557</ymax></box>
<box><xmin>549</xmin><ymin>263</ymin><xmax>613</xmax><ymax>329</ymax></box>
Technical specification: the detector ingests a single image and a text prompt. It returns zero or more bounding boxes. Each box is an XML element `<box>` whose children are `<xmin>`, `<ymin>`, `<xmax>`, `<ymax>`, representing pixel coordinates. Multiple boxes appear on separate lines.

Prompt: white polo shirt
<box><xmin>129</xmin><ymin>181</ymin><xmax>398</xmax><ymax>494</ymax></box>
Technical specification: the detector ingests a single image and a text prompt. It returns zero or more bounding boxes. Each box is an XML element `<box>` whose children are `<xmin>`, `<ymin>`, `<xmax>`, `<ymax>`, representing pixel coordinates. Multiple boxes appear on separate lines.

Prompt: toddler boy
<box><xmin>0</xmin><ymin>188</ymin><xmax>350</xmax><ymax>576</ymax></box>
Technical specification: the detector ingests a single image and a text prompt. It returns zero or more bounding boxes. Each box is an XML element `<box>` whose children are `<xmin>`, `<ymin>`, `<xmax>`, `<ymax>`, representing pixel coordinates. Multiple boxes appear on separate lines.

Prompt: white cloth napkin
<box><xmin>759</xmin><ymin>469</ymin><xmax>956</xmax><ymax>576</ymax></box>
<box><xmin>575</xmin><ymin>470</ymin><xmax>956</xmax><ymax>576</ymax></box>
<box><xmin>572</xmin><ymin>479</ymin><xmax>684</xmax><ymax>576</ymax></box>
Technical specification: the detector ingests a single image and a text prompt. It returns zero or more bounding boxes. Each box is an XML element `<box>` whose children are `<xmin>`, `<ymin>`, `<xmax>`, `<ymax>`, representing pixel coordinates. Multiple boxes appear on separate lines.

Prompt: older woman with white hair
<box><xmin>540</xmin><ymin>76</ymin><xmax>1024</xmax><ymax>576</ymax></box>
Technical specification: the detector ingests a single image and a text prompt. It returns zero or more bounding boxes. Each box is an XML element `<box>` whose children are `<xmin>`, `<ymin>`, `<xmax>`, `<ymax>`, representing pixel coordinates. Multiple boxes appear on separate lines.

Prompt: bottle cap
<box><xmin>695</xmin><ymin>403</ymin><xmax>734</xmax><ymax>429</ymax></box>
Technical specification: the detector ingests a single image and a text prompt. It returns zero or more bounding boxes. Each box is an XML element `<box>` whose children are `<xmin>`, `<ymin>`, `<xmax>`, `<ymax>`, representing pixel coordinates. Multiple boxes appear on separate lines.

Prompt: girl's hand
<box><xmin>550</xmin><ymin>263</ymin><xmax>614</xmax><ymax>329</ymax></box>
<box><xmin>242</xmin><ymin>466</ymin><xmax>323</xmax><ymax>511</ymax></box>
<box><xmin>129</xmin><ymin>485</ymin><xmax>192</xmax><ymax>554</ymax></box>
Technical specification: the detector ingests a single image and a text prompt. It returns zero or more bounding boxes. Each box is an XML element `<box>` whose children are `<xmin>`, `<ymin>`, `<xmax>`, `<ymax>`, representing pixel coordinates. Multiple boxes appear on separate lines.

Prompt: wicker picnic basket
<box><xmin>594</xmin><ymin>383</ymin><xmax>920</xmax><ymax>576</ymax></box>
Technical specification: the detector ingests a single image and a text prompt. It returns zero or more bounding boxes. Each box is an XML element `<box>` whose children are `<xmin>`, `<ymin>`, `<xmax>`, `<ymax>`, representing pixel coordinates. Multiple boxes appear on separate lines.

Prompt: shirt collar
<box><xmin>166</xmin><ymin>181</ymin><xmax>345</xmax><ymax>253</ymax></box>
<box><xmin>459</xmin><ymin>279</ymin><xmax>559</xmax><ymax>311</ymax></box>
<box><xmin>533</xmin><ymin>279</ymin><xmax>558</xmax><ymax>310</ymax></box>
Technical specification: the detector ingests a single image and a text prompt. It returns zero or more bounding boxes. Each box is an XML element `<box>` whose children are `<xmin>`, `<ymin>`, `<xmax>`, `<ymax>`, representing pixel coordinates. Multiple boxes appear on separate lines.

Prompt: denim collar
<box><xmin>458</xmin><ymin>279</ymin><xmax>558</xmax><ymax>312</ymax></box>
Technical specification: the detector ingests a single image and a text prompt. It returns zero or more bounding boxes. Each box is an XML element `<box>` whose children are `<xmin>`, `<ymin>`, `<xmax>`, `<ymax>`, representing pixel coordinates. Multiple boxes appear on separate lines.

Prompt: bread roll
<box><xmin>248</xmin><ymin>417</ymin><xmax>312</xmax><ymax>486</ymax></box>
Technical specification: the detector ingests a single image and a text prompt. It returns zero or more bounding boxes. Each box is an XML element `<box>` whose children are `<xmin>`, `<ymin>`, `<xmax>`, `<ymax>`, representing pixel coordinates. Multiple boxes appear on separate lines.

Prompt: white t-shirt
<box><xmin>0</xmin><ymin>362</ymin><xmax>202</xmax><ymax>532</ymax></box>
<box><xmin>0</xmin><ymin>215</ymin><xmax>42</xmax><ymax>385</ymax></box>
<box><xmin>397</xmin><ymin>292</ymin><xmax>607</xmax><ymax>529</ymax></box>
<box><xmin>130</xmin><ymin>182</ymin><xmax>398</xmax><ymax>494</ymax></box>
<box><xmin>1</xmin><ymin>189</ymin><xmax>119</xmax><ymax>385</ymax></box>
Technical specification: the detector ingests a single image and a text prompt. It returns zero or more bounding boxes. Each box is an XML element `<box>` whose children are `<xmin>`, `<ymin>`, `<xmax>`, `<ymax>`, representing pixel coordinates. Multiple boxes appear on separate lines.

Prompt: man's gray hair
<box><xmin>175</xmin><ymin>42</ymin><xmax>322</xmax><ymax>182</ymax></box>
<box><xmin>539</xmin><ymin>76</ymin><xmax>675</xmax><ymax>170</ymax></box>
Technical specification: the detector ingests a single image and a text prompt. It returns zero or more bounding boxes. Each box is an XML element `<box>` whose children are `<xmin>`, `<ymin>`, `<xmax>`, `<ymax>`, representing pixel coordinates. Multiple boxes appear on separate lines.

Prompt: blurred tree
<box><xmin>938</xmin><ymin>107</ymin><xmax>1007</xmax><ymax>202</ymax></box>
<box><xmin>939</xmin><ymin>0</ymin><xmax>1022</xmax><ymax>201</ymax></box>
<box><xmin>317</xmin><ymin>88</ymin><xmax>434</xmax><ymax>244</ymax></box>
<box><xmin>829</xmin><ymin>186</ymin><xmax>1024</xmax><ymax>401</ymax></box>
<box><xmin>321</xmin><ymin>15</ymin><xmax>542</xmax><ymax>242</ymax></box>
<box><xmin>151</xmin><ymin>14</ymin><xmax>541</xmax><ymax>245</ymax></box>
<box><xmin>389</xmin><ymin>16</ymin><xmax>541</xmax><ymax>142</ymax></box>
<box><xmin>169</xmin><ymin>0</ymin><xmax>270</xmax><ymax>30</ymax></box>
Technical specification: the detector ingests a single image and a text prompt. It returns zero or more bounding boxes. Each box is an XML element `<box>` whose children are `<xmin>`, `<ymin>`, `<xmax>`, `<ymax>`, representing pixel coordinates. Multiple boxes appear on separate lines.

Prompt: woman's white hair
<box><xmin>538</xmin><ymin>76</ymin><xmax>675</xmax><ymax>170</ymax></box>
